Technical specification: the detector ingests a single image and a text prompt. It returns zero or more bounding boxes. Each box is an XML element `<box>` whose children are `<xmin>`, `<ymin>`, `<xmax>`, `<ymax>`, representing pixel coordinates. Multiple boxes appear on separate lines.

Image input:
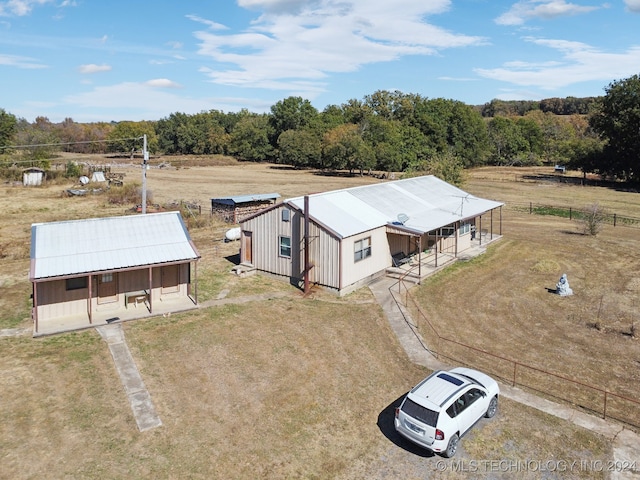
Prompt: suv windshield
<box><xmin>401</xmin><ymin>398</ymin><xmax>439</xmax><ymax>427</ymax></box>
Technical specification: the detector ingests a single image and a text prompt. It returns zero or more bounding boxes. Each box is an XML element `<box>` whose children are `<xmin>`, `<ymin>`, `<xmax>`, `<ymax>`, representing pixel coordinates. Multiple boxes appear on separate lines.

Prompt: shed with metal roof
<box><xmin>30</xmin><ymin>211</ymin><xmax>200</xmax><ymax>335</ymax></box>
<box><xmin>211</xmin><ymin>193</ymin><xmax>280</xmax><ymax>223</ymax></box>
<box><xmin>239</xmin><ymin>175</ymin><xmax>503</xmax><ymax>296</ymax></box>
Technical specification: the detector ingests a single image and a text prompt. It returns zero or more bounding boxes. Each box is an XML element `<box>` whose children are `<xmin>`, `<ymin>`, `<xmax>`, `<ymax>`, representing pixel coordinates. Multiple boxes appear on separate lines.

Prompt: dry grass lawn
<box><xmin>0</xmin><ymin>157</ymin><xmax>635</xmax><ymax>479</ymax></box>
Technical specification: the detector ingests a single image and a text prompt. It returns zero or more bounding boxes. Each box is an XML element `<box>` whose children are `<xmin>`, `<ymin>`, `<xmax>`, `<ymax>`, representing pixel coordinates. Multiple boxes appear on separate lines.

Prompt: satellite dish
<box><xmin>397</xmin><ymin>213</ymin><xmax>410</xmax><ymax>225</ymax></box>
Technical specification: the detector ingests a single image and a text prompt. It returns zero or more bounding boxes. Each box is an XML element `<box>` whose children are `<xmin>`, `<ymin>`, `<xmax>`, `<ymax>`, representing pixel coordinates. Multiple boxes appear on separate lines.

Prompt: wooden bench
<box><xmin>125</xmin><ymin>290</ymin><xmax>148</xmax><ymax>309</ymax></box>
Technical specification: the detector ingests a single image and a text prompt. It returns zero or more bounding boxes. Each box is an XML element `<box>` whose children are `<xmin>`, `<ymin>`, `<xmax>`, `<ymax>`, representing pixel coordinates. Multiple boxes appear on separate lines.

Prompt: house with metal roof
<box><xmin>30</xmin><ymin>211</ymin><xmax>200</xmax><ymax>336</ymax></box>
<box><xmin>211</xmin><ymin>193</ymin><xmax>280</xmax><ymax>223</ymax></box>
<box><xmin>239</xmin><ymin>175</ymin><xmax>503</xmax><ymax>296</ymax></box>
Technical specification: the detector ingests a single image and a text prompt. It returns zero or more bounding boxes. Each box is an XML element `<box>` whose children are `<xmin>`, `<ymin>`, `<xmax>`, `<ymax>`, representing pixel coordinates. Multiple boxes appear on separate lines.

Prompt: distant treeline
<box><xmin>1</xmin><ymin>81</ymin><xmax>638</xmax><ymax>184</ymax></box>
<box><xmin>477</xmin><ymin>97</ymin><xmax>600</xmax><ymax>117</ymax></box>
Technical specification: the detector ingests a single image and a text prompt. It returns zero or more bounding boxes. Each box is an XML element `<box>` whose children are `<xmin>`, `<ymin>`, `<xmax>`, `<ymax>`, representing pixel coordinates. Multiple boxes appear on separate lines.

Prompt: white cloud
<box><xmin>0</xmin><ymin>0</ymin><xmax>53</xmax><ymax>16</ymax></box>
<box><xmin>624</xmin><ymin>0</ymin><xmax>640</xmax><ymax>11</ymax></box>
<box><xmin>475</xmin><ymin>38</ymin><xmax>640</xmax><ymax>89</ymax></box>
<box><xmin>495</xmin><ymin>0</ymin><xmax>600</xmax><ymax>26</ymax></box>
<box><xmin>0</xmin><ymin>53</ymin><xmax>47</xmax><ymax>68</ymax></box>
<box><xmin>185</xmin><ymin>14</ymin><xmax>227</xmax><ymax>30</ymax></box>
<box><xmin>78</xmin><ymin>63</ymin><xmax>111</xmax><ymax>74</ymax></box>
<box><xmin>191</xmin><ymin>0</ymin><xmax>484</xmax><ymax>97</ymax></box>
<box><xmin>60</xmin><ymin>82</ymin><xmax>271</xmax><ymax>121</ymax></box>
<box><xmin>145</xmin><ymin>78</ymin><xmax>182</xmax><ymax>88</ymax></box>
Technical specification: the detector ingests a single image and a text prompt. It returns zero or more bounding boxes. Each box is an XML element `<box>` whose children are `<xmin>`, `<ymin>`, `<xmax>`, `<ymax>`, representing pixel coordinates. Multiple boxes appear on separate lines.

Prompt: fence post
<box><xmin>603</xmin><ymin>391</ymin><xmax>607</xmax><ymax>419</ymax></box>
<box><xmin>530</xmin><ymin>202</ymin><xmax>532</xmax><ymax>214</ymax></box>
<box><xmin>613</xmin><ymin>213</ymin><xmax>617</xmax><ymax>227</ymax></box>
<box><xmin>569</xmin><ymin>207</ymin><xmax>572</xmax><ymax>220</ymax></box>
<box><xmin>513</xmin><ymin>362</ymin><xmax>517</xmax><ymax>386</ymax></box>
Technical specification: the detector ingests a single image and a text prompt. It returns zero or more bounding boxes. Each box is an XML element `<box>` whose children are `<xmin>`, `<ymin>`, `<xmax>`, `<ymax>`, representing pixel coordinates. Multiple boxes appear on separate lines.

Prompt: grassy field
<box><xmin>1</xmin><ymin>156</ymin><xmax>635</xmax><ymax>479</ymax></box>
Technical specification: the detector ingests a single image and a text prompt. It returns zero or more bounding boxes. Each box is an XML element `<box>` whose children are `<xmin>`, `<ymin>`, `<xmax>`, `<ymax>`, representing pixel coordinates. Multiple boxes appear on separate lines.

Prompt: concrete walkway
<box><xmin>368</xmin><ymin>276</ymin><xmax>639</xmax><ymax>480</ymax></box>
<box><xmin>96</xmin><ymin>324</ymin><xmax>162</xmax><ymax>432</ymax></box>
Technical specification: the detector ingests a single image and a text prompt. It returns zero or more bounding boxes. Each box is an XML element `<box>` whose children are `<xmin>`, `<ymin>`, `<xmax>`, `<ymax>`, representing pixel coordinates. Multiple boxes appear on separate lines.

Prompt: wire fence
<box><xmin>507</xmin><ymin>201</ymin><xmax>640</xmax><ymax>229</ymax></box>
<box><xmin>391</xmin><ymin>280</ymin><xmax>640</xmax><ymax>431</ymax></box>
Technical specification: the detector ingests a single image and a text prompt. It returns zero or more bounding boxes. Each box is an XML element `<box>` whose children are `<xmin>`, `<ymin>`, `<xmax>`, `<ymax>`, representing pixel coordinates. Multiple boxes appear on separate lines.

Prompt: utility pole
<box><xmin>141</xmin><ymin>134</ymin><xmax>148</xmax><ymax>214</ymax></box>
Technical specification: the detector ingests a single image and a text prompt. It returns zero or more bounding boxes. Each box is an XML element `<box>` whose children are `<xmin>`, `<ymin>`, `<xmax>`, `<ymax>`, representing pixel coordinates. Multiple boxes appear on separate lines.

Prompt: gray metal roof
<box><xmin>287</xmin><ymin>175</ymin><xmax>504</xmax><ymax>238</ymax></box>
<box><xmin>30</xmin><ymin>211</ymin><xmax>200</xmax><ymax>280</ymax></box>
<box><xmin>211</xmin><ymin>193</ymin><xmax>280</xmax><ymax>205</ymax></box>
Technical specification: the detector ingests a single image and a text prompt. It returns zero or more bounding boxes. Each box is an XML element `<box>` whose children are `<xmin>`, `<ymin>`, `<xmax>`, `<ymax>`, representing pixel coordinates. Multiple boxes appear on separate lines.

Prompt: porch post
<box><xmin>148</xmin><ymin>267</ymin><xmax>153</xmax><ymax>313</ymax></box>
<box><xmin>435</xmin><ymin>230</ymin><xmax>439</xmax><ymax>267</ymax></box>
<box><xmin>455</xmin><ymin>221</ymin><xmax>459</xmax><ymax>257</ymax></box>
<box><xmin>417</xmin><ymin>236</ymin><xmax>422</xmax><ymax>281</ymax></box>
<box><xmin>194</xmin><ymin>261</ymin><xmax>198</xmax><ymax>304</ymax></box>
<box><xmin>33</xmin><ymin>282</ymin><xmax>38</xmax><ymax>333</ymax></box>
<box><xmin>88</xmin><ymin>274</ymin><xmax>93</xmax><ymax>324</ymax></box>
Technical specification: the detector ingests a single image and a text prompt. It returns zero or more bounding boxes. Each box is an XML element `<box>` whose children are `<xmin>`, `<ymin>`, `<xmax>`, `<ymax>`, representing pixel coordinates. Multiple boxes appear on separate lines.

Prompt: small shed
<box><xmin>211</xmin><ymin>193</ymin><xmax>280</xmax><ymax>223</ymax></box>
<box><xmin>30</xmin><ymin>211</ymin><xmax>200</xmax><ymax>335</ymax></box>
<box><xmin>23</xmin><ymin>167</ymin><xmax>45</xmax><ymax>186</ymax></box>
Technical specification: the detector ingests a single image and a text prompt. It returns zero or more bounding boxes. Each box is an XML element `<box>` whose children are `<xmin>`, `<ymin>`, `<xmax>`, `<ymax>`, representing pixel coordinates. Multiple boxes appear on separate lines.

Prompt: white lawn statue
<box><xmin>556</xmin><ymin>273</ymin><xmax>573</xmax><ymax>296</ymax></box>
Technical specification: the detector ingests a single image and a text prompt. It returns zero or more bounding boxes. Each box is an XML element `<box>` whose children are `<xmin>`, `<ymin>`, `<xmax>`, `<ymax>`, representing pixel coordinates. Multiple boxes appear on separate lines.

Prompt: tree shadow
<box><xmin>377</xmin><ymin>393</ymin><xmax>435</xmax><ymax>458</ymax></box>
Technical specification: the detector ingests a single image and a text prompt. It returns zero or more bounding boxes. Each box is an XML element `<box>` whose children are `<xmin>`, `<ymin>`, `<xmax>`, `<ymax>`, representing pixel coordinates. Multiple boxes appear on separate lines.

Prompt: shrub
<box><xmin>580</xmin><ymin>202</ymin><xmax>607</xmax><ymax>236</ymax></box>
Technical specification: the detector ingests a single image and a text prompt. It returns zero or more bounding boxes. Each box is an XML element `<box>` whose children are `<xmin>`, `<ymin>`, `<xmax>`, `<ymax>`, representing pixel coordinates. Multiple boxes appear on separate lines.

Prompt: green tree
<box><xmin>0</xmin><ymin>108</ymin><xmax>17</xmax><ymax>150</ymax></box>
<box><xmin>269</xmin><ymin>96</ymin><xmax>318</xmax><ymax>144</ymax></box>
<box><xmin>487</xmin><ymin>116</ymin><xmax>529</xmax><ymax>165</ymax></box>
<box><xmin>322</xmin><ymin>123</ymin><xmax>363</xmax><ymax>171</ymax></box>
<box><xmin>590</xmin><ymin>74</ymin><xmax>640</xmax><ymax>181</ymax></box>
<box><xmin>107</xmin><ymin>121</ymin><xmax>158</xmax><ymax>156</ymax></box>
<box><xmin>229</xmin><ymin>114</ymin><xmax>273</xmax><ymax>162</ymax></box>
<box><xmin>277</xmin><ymin>129</ymin><xmax>321</xmax><ymax>168</ymax></box>
<box><xmin>406</xmin><ymin>151</ymin><xmax>465</xmax><ymax>186</ymax></box>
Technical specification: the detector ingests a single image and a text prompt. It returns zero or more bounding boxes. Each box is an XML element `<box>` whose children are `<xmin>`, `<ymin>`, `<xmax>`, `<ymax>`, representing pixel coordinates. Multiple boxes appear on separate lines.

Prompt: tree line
<box><xmin>2</xmin><ymin>74</ymin><xmax>639</xmax><ymax>184</ymax></box>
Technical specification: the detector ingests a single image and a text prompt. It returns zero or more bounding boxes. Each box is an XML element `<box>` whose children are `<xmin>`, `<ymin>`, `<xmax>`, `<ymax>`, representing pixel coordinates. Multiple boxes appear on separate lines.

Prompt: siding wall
<box><xmin>35</xmin><ymin>264</ymin><xmax>190</xmax><ymax>321</ymax></box>
<box><xmin>339</xmin><ymin>228</ymin><xmax>390</xmax><ymax>289</ymax></box>
<box><xmin>241</xmin><ymin>204</ymin><xmax>342</xmax><ymax>289</ymax></box>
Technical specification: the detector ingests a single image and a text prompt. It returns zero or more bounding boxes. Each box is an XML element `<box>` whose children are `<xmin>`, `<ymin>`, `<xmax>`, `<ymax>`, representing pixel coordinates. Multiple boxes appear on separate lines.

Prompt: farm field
<box><xmin>1</xmin><ymin>156</ymin><xmax>637</xmax><ymax>479</ymax></box>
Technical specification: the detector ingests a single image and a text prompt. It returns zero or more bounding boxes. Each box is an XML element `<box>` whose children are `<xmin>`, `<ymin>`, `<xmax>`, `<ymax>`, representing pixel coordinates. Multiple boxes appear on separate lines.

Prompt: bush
<box><xmin>581</xmin><ymin>202</ymin><xmax>607</xmax><ymax>236</ymax></box>
<box><xmin>107</xmin><ymin>182</ymin><xmax>152</xmax><ymax>205</ymax></box>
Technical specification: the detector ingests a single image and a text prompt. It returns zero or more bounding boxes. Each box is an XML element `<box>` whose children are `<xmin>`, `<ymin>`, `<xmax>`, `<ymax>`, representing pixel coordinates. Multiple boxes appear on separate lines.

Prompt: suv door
<box><xmin>455</xmin><ymin>388</ymin><xmax>485</xmax><ymax>434</ymax></box>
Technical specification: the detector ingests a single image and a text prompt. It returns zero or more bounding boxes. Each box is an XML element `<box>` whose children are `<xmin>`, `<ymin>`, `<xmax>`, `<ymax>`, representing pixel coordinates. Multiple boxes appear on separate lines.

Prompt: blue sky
<box><xmin>1</xmin><ymin>0</ymin><xmax>639</xmax><ymax>123</ymax></box>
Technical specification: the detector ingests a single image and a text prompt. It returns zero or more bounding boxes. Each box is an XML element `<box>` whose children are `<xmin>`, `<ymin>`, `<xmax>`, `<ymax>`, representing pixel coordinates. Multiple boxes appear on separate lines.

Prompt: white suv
<box><xmin>394</xmin><ymin>367</ymin><xmax>499</xmax><ymax>457</ymax></box>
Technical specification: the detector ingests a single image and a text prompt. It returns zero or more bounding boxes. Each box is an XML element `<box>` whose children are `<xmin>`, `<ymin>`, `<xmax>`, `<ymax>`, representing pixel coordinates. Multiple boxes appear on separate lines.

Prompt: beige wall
<box><xmin>34</xmin><ymin>264</ymin><xmax>191</xmax><ymax>322</ymax></box>
<box><xmin>339</xmin><ymin>228</ymin><xmax>389</xmax><ymax>289</ymax></box>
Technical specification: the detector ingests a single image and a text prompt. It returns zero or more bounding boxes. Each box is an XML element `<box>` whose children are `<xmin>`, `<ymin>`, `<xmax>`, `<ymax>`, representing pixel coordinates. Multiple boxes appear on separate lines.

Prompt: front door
<box><xmin>97</xmin><ymin>272</ymin><xmax>118</xmax><ymax>304</ymax></box>
<box><xmin>162</xmin><ymin>264</ymin><xmax>180</xmax><ymax>294</ymax></box>
<box><xmin>242</xmin><ymin>231</ymin><xmax>252</xmax><ymax>263</ymax></box>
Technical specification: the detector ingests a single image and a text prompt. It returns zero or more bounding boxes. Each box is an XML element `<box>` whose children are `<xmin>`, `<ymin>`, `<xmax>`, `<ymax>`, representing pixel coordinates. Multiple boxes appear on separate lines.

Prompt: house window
<box><xmin>66</xmin><ymin>277</ymin><xmax>87</xmax><ymax>291</ymax></box>
<box><xmin>279</xmin><ymin>236</ymin><xmax>291</xmax><ymax>258</ymax></box>
<box><xmin>101</xmin><ymin>273</ymin><xmax>113</xmax><ymax>283</ymax></box>
<box><xmin>459</xmin><ymin>221</ymin><xmax>472</xmax><ymax>235</ymax></box>
<box><xmin>439</xmin><ymin>226</ymin><xmax>455</xmax><ymax>237</ymax></box>
<box><xmin>282</xmin><ymin>209</ymin><xmax>290</xmax><ymax>222</ymax></box>
<box><xmin>354</xmin><ymin>237</ymin><xmax>371</xmax><ymax>262</ymax></box>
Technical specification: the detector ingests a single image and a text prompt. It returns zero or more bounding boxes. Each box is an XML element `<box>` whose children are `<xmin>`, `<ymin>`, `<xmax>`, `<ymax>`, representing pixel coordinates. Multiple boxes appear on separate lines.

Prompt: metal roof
<box><xmin>30</xmin><ymin>211</ymin><xmax>200</xmax><ymax>280</ymax></box>
<box><xmin>287</xmin><ymin>175</ymin><xmax>504</xmax><ymax>238</ymax></box>
<box><xmin>211</xmin><ymin>193</ymin><xmax>280</xmax><ymax>206</ymax></box>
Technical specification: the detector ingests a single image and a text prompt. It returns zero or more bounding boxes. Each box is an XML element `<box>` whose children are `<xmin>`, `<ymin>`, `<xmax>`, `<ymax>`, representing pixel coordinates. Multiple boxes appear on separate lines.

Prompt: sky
<box><xmin>1</xmin><ymin>0</ymin><xmax>639</xmax><ymax>123</ymax></box>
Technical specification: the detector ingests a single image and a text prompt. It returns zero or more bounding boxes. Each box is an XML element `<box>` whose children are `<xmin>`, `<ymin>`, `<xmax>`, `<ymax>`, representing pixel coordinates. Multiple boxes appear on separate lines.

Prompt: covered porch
<box><xmin>385</xmin><ymin>208</ymin><xmax>503</xmax><ymax>284</ymax></box>
<box><xmin>33</xmin><ymin>294</ymin><xmax>198</xmax><ymax>337</ymax></box>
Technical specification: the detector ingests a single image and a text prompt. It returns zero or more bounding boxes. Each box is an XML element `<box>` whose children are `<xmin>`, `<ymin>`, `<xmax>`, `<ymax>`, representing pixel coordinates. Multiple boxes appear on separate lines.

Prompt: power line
<box><xmin>0</xmin><ymin>137</ymin><xmax>142</xmax><ymax>150</ymax></box>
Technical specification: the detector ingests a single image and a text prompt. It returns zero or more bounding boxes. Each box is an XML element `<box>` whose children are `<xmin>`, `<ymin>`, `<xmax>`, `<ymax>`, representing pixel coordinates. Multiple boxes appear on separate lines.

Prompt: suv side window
<box><xmin>446</xmin><ymin>393</ymin><xmax>468</xmax><ymax>418</ymax></box>
<box><xmin>464</xmin><ymin>388</ymin><xmax>484</xmax><ymax>407</ymax></box>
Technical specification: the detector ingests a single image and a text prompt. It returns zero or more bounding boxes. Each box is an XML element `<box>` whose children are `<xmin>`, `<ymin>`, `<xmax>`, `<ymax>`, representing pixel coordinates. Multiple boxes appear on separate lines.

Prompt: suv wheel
<box><xmin>443</xmin><ymin>433</ymin><xmax>459</xmax><ymax>458</ymax></box>
<box><xmin>485</xmin><ymin>396</ymin><xmax>498</xmax><ymax>418</ymax></box>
